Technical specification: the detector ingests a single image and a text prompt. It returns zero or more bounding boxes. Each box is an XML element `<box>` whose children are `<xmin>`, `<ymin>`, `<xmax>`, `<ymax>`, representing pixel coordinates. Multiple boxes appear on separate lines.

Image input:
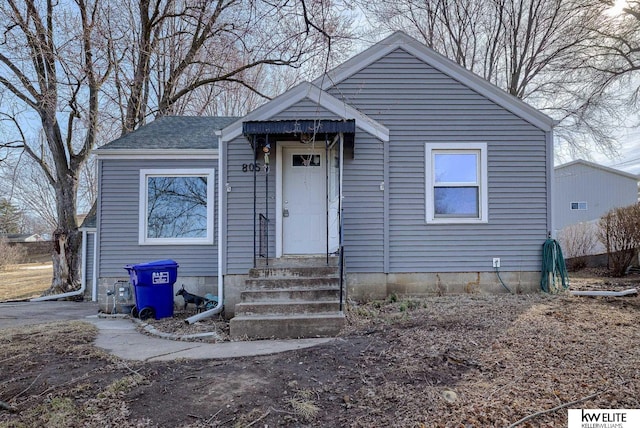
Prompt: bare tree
<box><xmin>0</xmin><ymin>0</ymin><xmax>351</xmax><ymax>295</ymax></box>
<box><xmin>0</xmin><ymin>156</ymin><xmax>59</xmax><ymax>232</ymax></box>
<box><xmin>598</xmin><ymin>203</ymin><xmax>640</xmax><ymax>276</ymax></box>
<box><xmin>562</xmin><ymin>0</ymin><xmax>640</xmax><ymax>148</ymax></box>
<box><xmin>580</xmin><ymin>2</ymin><xmax>640</xmax><ymax>96</ymax></box>
<box><xmin>0</xmin><ymin>0</ymin><xmax>109</xmax><ymax>293</ymax></box>
<box><xmin>557</xmin><ymin>222</ymin><xmax>599</xmax><ymax>270</ymax></box>
<box><xmin>106</xmin><ymin>0</ymin><xmax>352</xmax><ymax>133</ymax></box>
<box><xmin>356</xmin><ymin>0</ymin><xmax>620</xmax><ymax>155</ymax></box>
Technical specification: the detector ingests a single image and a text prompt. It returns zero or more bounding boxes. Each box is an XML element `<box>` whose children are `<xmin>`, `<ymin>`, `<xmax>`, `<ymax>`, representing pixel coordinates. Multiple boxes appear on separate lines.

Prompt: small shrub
<box><xmin>558</xmin><ymin>222</ymin><xmax>598</xmax><ymax>271</ymax></box>
<box><xmin>598</xmin><ymin>203</ymin><xmax>640</xmax><ymax>276</ymax></box>
<box><xmin>371</xmin><ymin>300</ymin><xmax>384</xmax><ymax>309</ymax></box>
<box><xmin>0</xmin><ymin>238</ymin><xmax>26</xmax><ymax>270</ymax></box>
<box><xmin>352</xmin><ymin>305</ymin><xmax>378</xmax><ymax>318</ymax></box>
<box><xmin>287</xmin><ymin>390</ymin><xmax>319</xmax><ymax>421</ymax></box>
<box><xmin>399</xmin><ymin>299</ymin><xmax>421</xmax><ymax>312</ymax></box>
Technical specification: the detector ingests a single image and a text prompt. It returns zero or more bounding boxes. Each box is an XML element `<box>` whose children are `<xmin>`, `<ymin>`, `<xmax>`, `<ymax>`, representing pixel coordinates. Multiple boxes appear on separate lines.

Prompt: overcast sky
<box><xmin>590</xmin><ymin>129</ymin><xmax>640</xmax><ymax>175</ymax></box>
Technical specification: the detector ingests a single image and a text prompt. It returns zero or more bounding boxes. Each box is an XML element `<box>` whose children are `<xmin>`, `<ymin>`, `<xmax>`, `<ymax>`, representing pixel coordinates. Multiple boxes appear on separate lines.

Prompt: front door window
<box><xmin>292</xmin><ymin>154</ymin><xmax>321</xmax><ymax>167</ymax></box>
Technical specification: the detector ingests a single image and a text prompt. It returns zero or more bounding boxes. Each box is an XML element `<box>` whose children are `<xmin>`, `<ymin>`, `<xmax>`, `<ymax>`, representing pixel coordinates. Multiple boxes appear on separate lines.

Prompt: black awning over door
<box><xmin>242</xmin><ymin>119</ymin><xmax>355</xmax><ymax>136</ymax></box>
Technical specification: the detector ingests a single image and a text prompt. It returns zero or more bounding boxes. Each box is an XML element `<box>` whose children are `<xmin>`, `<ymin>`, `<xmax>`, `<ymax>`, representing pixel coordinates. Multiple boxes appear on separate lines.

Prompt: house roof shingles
<box><xmin>97</xmin><ymin>116</ymin><xmax>238</xmax><ymax>151</ymax></box>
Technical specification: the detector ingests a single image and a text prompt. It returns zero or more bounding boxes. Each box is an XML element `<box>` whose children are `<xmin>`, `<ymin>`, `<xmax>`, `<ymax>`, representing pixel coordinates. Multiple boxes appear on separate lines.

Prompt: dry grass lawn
<box><xmin>0</xmin><ymin>263</ymin><xmax>52</xmax><ymax>301</ymax></box>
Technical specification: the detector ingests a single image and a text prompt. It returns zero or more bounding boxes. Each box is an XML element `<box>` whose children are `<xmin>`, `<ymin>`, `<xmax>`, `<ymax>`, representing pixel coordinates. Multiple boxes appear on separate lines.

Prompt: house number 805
<box><xmin>242</xmin><ymin>163</ymin><xmax>261</xmax><ymax>172</ymax></box>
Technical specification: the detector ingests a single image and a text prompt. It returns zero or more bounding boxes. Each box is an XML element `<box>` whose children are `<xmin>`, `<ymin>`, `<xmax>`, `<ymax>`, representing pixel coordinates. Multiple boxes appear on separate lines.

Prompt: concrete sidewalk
<box><xmin>0</xmin><ymin>301</ymin><xmax>335</xmax><ymax>361</ymax></box>
<box><xmin>88</xmin><ymin>316</ymin><xmax>335</xmax><ymax>361</ymax></box>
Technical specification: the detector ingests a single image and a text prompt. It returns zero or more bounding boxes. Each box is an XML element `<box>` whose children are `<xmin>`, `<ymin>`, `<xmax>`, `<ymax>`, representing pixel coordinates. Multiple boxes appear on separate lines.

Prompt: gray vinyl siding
<box><xmin>84</xmin><ymin>232</ymin><xmax>95</xmax><ymax>287</ymax></box>
<box><xmin>342</xmin><ymin>131</ymin><xmax>384</xmax><ymax>271</ymax></box>
<box><xmin>224</xmin><ymin>101</ymin><xmax>345</xmax><ymax>274</ymax></box>
<box><xmin>326</xmin><ymin>48</ymin><xmax>549</xmax><ymax>272</ymax></box>
<box><xmin>225</xmin><ymin>137</ymin><xmax>267</xmax><ymax>274</ymax></box>
<box><xmin>97</xmin><ymin>158</ymin><xmax>218</xmax><ymax>278</ymax></box>
<box><xmin>554</xmin><ymin>163</ymin><xmax>638</xmax><ymax>231</ymax></box>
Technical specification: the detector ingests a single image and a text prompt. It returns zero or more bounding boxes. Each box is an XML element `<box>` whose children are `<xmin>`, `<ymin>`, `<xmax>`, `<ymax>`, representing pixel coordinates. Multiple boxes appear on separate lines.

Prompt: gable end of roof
<box><xmin>314</xmin><ymin>31</ymin><xmax>556</xmax><ymax>132</ymax></box>
<box><xmin>221</xmin><ymin>83</ymin><xmax>389</xmax><ymax>142</ymax></box>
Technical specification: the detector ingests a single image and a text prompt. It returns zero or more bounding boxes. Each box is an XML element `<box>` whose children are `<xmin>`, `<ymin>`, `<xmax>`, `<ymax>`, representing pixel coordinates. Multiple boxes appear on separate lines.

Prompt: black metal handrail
<box><xmin>258</xmin><ymin>213</ymin><xmax>269</xmax><ymax>263</ymax></box>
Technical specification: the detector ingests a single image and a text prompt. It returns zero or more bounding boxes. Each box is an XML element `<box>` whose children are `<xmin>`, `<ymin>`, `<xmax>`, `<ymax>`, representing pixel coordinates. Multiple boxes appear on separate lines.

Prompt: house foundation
<box><xmin>346</xmin><ymin>271</ymin><xmax>541</xmax><ymax>302</ymax></box>
<box><xmin>96</xmin><ymin>271</ymin><xmax>541</xmax><ymax>316</ymax></box>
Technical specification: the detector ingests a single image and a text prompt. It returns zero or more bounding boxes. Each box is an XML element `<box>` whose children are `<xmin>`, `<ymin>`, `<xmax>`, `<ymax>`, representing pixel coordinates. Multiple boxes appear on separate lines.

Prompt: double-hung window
<box><xmin>425</xmin><ymin>143</ymin><xmax>488</xmax><ymax>223</ymax></box>
<box><xmin>139</xmin><ymin>169</ymin><xmax>215</xmax><ymax>245</ymax></box>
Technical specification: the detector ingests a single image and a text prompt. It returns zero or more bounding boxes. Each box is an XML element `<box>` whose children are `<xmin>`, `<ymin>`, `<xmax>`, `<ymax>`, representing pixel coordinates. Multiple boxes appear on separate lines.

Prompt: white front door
<box><xmin>282</xmin><ymin>147</ymin><xmax>326</xmax><ymax>254</ymax></box>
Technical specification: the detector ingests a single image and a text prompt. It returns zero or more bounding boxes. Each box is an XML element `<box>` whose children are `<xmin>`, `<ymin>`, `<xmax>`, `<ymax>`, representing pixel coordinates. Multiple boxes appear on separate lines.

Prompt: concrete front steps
<box><xmin>229</xmin><ymin>256</ymin><xmax>345</xmax><ymax>340</ymax></box>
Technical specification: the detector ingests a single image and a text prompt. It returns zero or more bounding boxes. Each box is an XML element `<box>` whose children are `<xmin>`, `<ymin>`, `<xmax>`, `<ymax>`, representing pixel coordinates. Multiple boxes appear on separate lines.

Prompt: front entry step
<box><xmin>230</xmin><ymin>313</ymin><xmax>345</xmax><ymax>340</ymax></box>
<box><xmin>230</xmin><ymin>256</ymin><xmax>345</xmax><ymax>339</ymax></box>
<box><xmin>235</xmin><ymin>300</ymin><xmax>341</xmax><ymax>316</ymax></box>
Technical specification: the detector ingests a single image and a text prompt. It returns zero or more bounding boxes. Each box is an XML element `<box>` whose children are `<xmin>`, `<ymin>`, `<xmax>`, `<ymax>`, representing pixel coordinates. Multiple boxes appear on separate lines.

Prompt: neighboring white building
<box><xmin>554</xmin><ymin>159</ymin><xmax>639</xmax><ymax>256</ymax></box>
<box><xmin>554</xmin><ymin>159</ymin><xmax>639</xmax><ymax>231</ymax></box>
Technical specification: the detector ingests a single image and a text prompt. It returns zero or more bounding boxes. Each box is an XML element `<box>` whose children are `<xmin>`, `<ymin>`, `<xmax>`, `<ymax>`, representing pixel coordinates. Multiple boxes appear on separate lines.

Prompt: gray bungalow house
<box><xmin>91</xmin><ymin>32</ymin><xmax>555</xmax><ymax>338</ymax></box>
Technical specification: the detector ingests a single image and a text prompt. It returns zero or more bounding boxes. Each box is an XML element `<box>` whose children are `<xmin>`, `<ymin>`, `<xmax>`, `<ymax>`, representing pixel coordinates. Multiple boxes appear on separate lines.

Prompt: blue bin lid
<box><xmin>124</xmin><ymin>259</ymin><xmax>179</xmax><ymax>271</ymax></box>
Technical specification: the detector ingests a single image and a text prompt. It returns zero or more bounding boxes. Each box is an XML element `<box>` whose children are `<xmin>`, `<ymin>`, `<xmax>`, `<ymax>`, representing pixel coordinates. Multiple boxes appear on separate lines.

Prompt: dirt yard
<box><xmin>0</xmin><ymin>270</ymin><xmax>639</xmax><ymax>427</ymax></box>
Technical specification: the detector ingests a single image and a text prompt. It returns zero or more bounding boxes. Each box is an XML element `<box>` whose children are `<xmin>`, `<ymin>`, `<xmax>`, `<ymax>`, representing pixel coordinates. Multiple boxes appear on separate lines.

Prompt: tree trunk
<box><xmin>49</xmin><ymin>228</ymin><xmax>82</xmax><ymax>295</ymax></box>
<box><xmin>47</xmin><ymin>172</ymin><xmax>82</xmax><ymax>295</ymax></box>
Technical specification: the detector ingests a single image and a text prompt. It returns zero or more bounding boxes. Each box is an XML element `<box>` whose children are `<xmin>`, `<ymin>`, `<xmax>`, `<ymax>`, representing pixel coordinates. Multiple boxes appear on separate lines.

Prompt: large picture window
<box><xmin>425</xmin><ymin>143</ymin><xmax>488</xmax><ymax>223</ymax></box>
<box><xmin>139</xmin><ymin>169</ymin><xmax>214</xmax><ymax>245</ymax></box>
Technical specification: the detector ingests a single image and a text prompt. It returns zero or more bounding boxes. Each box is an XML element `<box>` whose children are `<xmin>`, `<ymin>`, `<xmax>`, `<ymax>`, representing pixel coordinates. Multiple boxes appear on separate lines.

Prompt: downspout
<box><xmin>186</xmin><ymin>130</ymin><xmax>225</xmax><ymax>324</ymax></box>
<box><xmin>31</xmin><ymin>283</ymin><xmax>87</xmax><ymax>302</ymax></box>
<box><xmin>81</xmin><ymin>229</ymin><xmax>87</xmax><ymax>296</ymax></box>
<box><xmin>547</xmin><ymin>129</ymin><xmax>555</xmax><ymax>238</ymax></box>
<box><xmin>92</xmin><ymin>231</ymin><xmax>98</xmax><ymax>301</ymax></box>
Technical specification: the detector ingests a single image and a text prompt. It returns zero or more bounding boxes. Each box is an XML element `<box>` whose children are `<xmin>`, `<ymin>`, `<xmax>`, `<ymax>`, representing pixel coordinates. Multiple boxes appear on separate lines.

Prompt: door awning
<box><xmin>243</xmin><ymin>119</ymin><xmax>355</xmax><ymax>159</ymax></box>
<box><xmin>242</xmin><ymin>119</ymin><xmax>355</xmax><ymax>136</ymax></box>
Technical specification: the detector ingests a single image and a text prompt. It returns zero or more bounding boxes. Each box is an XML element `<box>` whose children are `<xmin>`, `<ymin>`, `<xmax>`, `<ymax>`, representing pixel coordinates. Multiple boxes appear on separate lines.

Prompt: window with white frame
<box><xmin>425</xmin><ymin>143</ymin><xmax>488</xmax><ymax>223</ymax></box>
<box><xmin>139</xmin><ymin>169</ymin><xmax>215</xmax><ymax>245</ymax></box>
<box><xmin>570</xmin><ymin>201</ymin><xmax>587</xmax><ymax>210</ymax></box>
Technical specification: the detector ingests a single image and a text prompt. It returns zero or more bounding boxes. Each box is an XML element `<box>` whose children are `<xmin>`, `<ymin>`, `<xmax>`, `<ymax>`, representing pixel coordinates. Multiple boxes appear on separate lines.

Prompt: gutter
<box><xmin>185</xmin><ymin>130</ymin><xmax>225</xmax><ymax>324</ymax></box>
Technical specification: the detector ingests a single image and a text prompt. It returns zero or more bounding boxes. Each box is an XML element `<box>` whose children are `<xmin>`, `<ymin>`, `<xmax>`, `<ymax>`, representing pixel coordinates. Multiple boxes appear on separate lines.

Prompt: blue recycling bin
<box><xmin>124</xmin><ymin>259</ymin><xmax>179</xmax><ymax>320</ymax></box>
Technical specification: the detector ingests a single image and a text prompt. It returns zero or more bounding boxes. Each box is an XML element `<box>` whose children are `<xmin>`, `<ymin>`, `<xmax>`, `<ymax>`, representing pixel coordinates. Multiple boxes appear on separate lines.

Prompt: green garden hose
<box><xmin>540</xmin><ymin>238</ymin><xmax>569</xmax><ymax>293</ymax></box>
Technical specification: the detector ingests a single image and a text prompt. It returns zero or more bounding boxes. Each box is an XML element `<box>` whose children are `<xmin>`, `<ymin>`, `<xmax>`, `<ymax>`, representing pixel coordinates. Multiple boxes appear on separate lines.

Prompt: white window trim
<box><xmin>425</xmin><ymin>142</ymin><xmax>488</xmax><ymax>224</ymax></box>
<box><xmin>139</xmin><ymin>168</ymin><xmax>215</xmax><ymax>245</ymax></box>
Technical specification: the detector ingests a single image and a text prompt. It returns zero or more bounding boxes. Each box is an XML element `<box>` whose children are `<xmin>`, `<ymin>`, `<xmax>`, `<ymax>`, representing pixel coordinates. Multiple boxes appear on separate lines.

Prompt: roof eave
<box><xmin>555</xmin><ymin>159</ymin><xmax>639</xmax><ymax>180</ymax></box>
<box><xmin>93</xmin><ymin>149</ymin><xmax>219</xmax><ymax>159</ymax></box>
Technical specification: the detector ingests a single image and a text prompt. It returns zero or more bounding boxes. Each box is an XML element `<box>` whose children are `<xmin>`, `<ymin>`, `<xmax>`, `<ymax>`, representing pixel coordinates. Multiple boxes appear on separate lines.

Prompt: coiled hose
<box><xmin>540</xmin><ymin>238</ymin><xmax>569</xmax><ymax>293</ymax></box>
